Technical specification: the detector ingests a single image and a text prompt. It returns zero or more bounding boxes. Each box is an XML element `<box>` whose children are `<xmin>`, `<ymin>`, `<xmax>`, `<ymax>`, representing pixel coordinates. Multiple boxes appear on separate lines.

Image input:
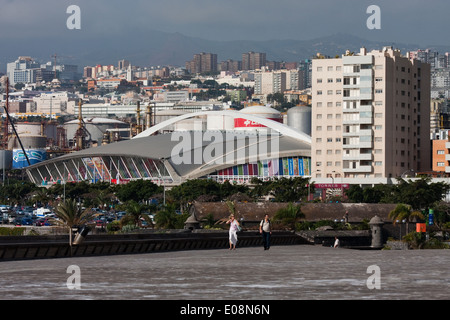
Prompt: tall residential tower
<box><xmin>311</xmin><ymin>47</ymin><xmax>431</xmax><ymax>180</ymax></box>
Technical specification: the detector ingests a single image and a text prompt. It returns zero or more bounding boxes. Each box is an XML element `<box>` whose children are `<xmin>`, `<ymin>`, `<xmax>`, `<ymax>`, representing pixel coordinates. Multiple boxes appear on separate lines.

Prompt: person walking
<box><xmin>333</xmin><ymin>236</ymin><xmax>340</xmax><ymax>248</ymax></box>
<box><xmin>226</xmin><ymin>214</ymin><xmax>240</xmax><ymax>250</ymax></box>
<box><xmin>259</xmin><ymin>214</ymin><xmax>272</xmax><ymax>250</ymax></box>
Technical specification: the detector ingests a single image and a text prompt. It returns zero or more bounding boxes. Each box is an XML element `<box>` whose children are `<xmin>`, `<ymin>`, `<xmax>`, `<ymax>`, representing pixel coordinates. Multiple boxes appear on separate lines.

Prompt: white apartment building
<box><xmin>32</xmin><ymin>92</ymin><xmax>79</xmax><ymax>116</ymax></box>
<box><xmin>312</xmin><ymin>47</ymin><xmax>431</xmax><ymax>180</ymax></box>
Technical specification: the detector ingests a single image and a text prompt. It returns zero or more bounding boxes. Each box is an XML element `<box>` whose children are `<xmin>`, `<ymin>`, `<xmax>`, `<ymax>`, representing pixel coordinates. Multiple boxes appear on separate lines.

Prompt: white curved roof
<box><xmin>133</xmin><ymin>110</ymin><xmax>311</xmax><ymax>144</ymax></box>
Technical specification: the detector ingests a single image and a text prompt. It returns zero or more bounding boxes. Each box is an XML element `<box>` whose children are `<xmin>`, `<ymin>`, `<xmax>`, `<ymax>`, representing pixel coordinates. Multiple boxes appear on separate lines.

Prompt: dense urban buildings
<box><xmin>5</xmin><ymin>44</ymin><xmax>450</xmax><ymax>192</ymax></box>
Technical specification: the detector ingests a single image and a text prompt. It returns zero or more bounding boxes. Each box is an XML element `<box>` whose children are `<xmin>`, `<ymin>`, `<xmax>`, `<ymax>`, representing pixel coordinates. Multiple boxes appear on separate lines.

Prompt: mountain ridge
<box><xmin>1</xmin><ymin>30</ymin><xmax>448</xmax><ymax>72</ymax></box>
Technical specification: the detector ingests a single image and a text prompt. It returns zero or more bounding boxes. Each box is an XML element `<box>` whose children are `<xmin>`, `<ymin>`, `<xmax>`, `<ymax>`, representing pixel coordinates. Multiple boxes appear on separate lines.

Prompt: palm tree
<box><xmin>274</xmin><ymin>202</ymin><xmax>305</xmax><ymax>231</ymax></box>
<box><xmin>225</xmin><ymin>200</ymin><xmax>236</xmax><ymax>215</ymax></box>
<box><xmin>53</xmin><ymin>199</ymin><xmax>95</xmax><ymax>254</ymax></box>
<box><xmin>389</xmin><ymin>203</ymin><xmax>425</xmax><ymax>235</ymax></box>
<box><xmin>154</xmin><ymin>204</ymin><xmax>178</xmax><ymax>229</ymax></box>
<box><xmin>31</xmin><ymin>188</ymin><xmax>50</xmax><ymax>207</ymax></box>
<box><xmin>124</xmin><ymin>200</ymin><xmax>148</xmax><ymax>227</ymax></box>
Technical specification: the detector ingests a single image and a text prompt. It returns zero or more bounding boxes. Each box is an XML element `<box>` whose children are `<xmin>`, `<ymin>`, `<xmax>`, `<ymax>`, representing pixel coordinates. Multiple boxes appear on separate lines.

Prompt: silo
<box><xmin>234</xmin><ymin>106</ymin><xmax>282</xmax><ymax>131</ymax></box>
<box><xmin>9</xmin><ymin>135</ymin><xmax>47</xmax><ymax>169</ymax></box>
<box><xmin>15</xmin><ymin>122</ymin><xmax>58</xmax><ymax>141</ymax></box>
<box><xmin>64</xmin><ymin>118</ymin><xmax>129</xmax><ymax>145</ymax></box>
<box><xmin>287</xmin><ymin>106</ymin><xmax>311</xmax><ymax>135</ymax></box>
<box><xmin>207</xmin><ymin>113</ymin><xmax>234</xmax><ymax>131</ymax></box>
<box><xmin>0</xmin><ymin>150</ymin><xmax>13</xmax><ymax>170</ymax></box>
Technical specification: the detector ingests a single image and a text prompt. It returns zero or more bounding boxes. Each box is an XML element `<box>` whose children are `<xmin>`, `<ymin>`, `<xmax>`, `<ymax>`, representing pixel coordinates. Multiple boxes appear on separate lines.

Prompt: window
<box><xmin>328</xmin><ymin>78</ymin><xmax>333</xmax><ymax>83</ymax></box>
<box><xmin>316</xmin><ymin>126</ymin><xmax>322</xmax><ymax>131</ymax></box>
<box><xmin>375</xmin><ymin>161</ymin><xmax>382</xmax><ymax>166</ymax></box>
<box><xmin>437</xmin><ymin>150</ymin><xmax>445</xmax><ymax>155</ymax></box>
<box><xmin>437</xmin><ymin>162</ymin><xmax>445</xmax><ymax>167</ymax></box>
<box><xmin>317</xmin><ymin>78</ymin><xmax>323</xmax><ymax>83</ymax></box>
<box><xmin>317</xmin><ymin>90</ymin><xmax>323</xmax><ymax>95</ymax></box>
<box><xmin>316</xmin><ymin>114</ymin><xmax>323</xmax><ymax>119</ymax></box>
<box><xmin>327</xmin><ymin>66</ymin><xmax>333</xmax><ymax>71</ymax></box>
<box><xmin>317</xmin><ymin>67</ymin><xmax>323</xmax><ymax>72</ymax></box>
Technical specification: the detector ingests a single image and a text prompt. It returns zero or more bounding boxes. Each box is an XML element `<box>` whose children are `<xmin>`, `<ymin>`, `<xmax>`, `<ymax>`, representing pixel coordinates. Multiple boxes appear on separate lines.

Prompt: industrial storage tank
<box><xmin>234</xmin><ymin>105</ymin><xmax>282</xmax><ymax>131</ymax></box>
<box><xmin>0</xmin><ymin>150</ymin><xmax>13</xmax><ymax>170</ymax></box>
<box><xmin>174</xmin><ymin>118</ymin><xmax>205</xmax><ymax>131</ymax></box>
<box><xmin>206</xmin><ymin>113</ymin><xmax>234</xmax><ymax>131</ymax></box>
<box><xmin>287</xmin><ymin>106</ymin><xmax>311</xmax><ymax>136</ymax></box>
<box><xmin>9</xmin><ymin>135</ymin><xmax>47</xmax><ymax>169</ymax></box>
<box><xmin>15</xmin><ymin>122</ymin><xmax>58</xmax><ymax>141</ymax></box>
<box><xmin>64</xmin><ymin>118</ymin><xmax>130</xmax><ymax>145</ymax></box>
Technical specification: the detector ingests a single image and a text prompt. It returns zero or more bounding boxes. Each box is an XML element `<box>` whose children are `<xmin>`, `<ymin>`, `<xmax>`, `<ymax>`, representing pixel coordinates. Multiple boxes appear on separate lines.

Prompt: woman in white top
<box><xmin>226</xmin><ymin>214</ymin><xmax>240</xmax><ymax>250</ymax></box>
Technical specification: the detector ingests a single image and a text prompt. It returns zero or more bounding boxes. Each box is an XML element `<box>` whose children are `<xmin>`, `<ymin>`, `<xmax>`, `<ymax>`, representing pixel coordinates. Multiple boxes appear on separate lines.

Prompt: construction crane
<box><xmin>50</xmin><ymin>53</ymin><xmax>75</xmax><ymax>80</ymax></box>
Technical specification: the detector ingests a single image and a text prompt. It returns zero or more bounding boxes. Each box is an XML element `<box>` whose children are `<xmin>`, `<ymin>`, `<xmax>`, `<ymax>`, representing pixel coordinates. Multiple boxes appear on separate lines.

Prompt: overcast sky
<box><xmin>0</xmin><ymin>0</ymin><xmax>448</xmax><ymax>46</ymax></box>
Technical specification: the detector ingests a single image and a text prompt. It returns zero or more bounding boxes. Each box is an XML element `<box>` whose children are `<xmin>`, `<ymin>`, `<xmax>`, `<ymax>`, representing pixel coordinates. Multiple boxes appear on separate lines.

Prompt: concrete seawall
<box><xmin>0</xmin><ymin>231</ymin><xmax>307</xmax><ymax>261</ymax></box>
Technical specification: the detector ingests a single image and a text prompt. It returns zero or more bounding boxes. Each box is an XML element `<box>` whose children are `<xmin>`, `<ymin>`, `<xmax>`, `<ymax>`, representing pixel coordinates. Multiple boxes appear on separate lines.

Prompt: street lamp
<box><xmin>401</xmin><ymin>169</ymin><xmax>415</xmax><ymax>179</ymax></box>
<box><xmin>308</xmin><ymin>169</ymin><xmax>321</xmax><ymax>201</ymax></box>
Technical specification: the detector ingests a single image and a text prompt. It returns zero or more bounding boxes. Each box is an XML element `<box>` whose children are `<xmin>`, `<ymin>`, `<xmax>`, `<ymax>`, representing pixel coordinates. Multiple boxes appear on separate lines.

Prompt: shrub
<box><xmin>0</xmin><ymin>227</ymin><xmax>26</xmax><ymax>236</ymax></box>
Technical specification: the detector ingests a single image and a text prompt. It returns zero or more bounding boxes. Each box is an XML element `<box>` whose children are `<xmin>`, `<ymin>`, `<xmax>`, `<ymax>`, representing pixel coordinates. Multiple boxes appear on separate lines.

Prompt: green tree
<box><xmin>251</xmin><ymin>177</ymin><xmax>309</xmax><ymax>202</ymax></box>
<box><xmin>394</xmin><ymin>178</ymin><xmax>450</xmax><ymax>211</ymax></box>
<box><xmin>154</xmin><ymin>203</ymin><xmax>179</xmax><ymax>229</ymax></box>
<box><xmin>124</xmin><ymin>200</ymin><xmax>148</xmax><ymax>227</ymax></box>
<box><xmin>115</xmin><ymin>179</ymin><xmax>162</xmax><ymax>203</ymax></box>
<box><xmin>388</xmin><ymin>203</ymin><xmax>425</xmax><ymax>234</ymax></box>
<box><xmin>274</xmin><ymin>202</ymin><xmax>305</xmax><ymax>231</ymax></box>
<box><xmin>345</xmin><ymin>185</ymin><xmax>364</xmax><ymax>203</ymax></box>
<box><xmin>53</xmin><ymin>199</ymin><xmax>95</xmax><ymax>254</ymax></box>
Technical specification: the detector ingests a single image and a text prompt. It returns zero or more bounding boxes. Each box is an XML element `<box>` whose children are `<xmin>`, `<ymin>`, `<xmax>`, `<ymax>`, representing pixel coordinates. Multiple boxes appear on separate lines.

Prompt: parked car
<box><xmin>21</xmin><ymin>217</ymin><xmax>34</xmax><ymax>226</ymax></box>
<box><xmin>35</xmin><ymin>218</ymin><xmax>51</xmax><ymax>226</ymax></box>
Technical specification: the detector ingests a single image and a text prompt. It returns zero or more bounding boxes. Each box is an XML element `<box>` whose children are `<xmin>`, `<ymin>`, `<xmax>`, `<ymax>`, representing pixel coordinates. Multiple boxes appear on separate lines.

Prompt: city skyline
<box><xmin>1</xmin><ymin>1</ymin><xmax>450</xmax><ymax>70</ymax></box>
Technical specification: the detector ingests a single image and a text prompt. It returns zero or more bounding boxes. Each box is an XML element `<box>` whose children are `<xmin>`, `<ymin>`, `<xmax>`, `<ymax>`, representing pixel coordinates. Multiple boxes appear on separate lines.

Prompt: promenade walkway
<box><xmin>0</xmin><ymin>245</ymin><xmax>448</xmax><ymax>300</ymax></box>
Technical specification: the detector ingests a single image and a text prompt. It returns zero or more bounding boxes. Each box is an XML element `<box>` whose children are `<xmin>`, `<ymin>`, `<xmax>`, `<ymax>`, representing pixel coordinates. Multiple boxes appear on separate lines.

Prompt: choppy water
<box><xmin>0</xmin><ymin>245</ymin><xmax>448</xmax><ymax>300</ymax></box>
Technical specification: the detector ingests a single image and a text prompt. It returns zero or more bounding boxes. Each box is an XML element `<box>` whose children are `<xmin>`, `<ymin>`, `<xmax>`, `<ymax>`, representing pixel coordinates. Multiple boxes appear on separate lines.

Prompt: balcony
<box><xmin>343</xmin><ymin>165</ymin><xmax>372</xmax><ymax>173</ymax></box>
<box><xmin>343</xmin><ymin>153</ymin><xmax>373</xmax><ymax>161</ymax></box>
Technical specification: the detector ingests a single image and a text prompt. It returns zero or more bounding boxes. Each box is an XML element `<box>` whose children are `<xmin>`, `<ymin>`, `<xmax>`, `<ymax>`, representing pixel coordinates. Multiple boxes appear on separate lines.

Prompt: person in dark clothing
<box><xmin>259</xmin><ymin>214</ymin><xmax>272</xmax><ymax>250</ymax></box>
